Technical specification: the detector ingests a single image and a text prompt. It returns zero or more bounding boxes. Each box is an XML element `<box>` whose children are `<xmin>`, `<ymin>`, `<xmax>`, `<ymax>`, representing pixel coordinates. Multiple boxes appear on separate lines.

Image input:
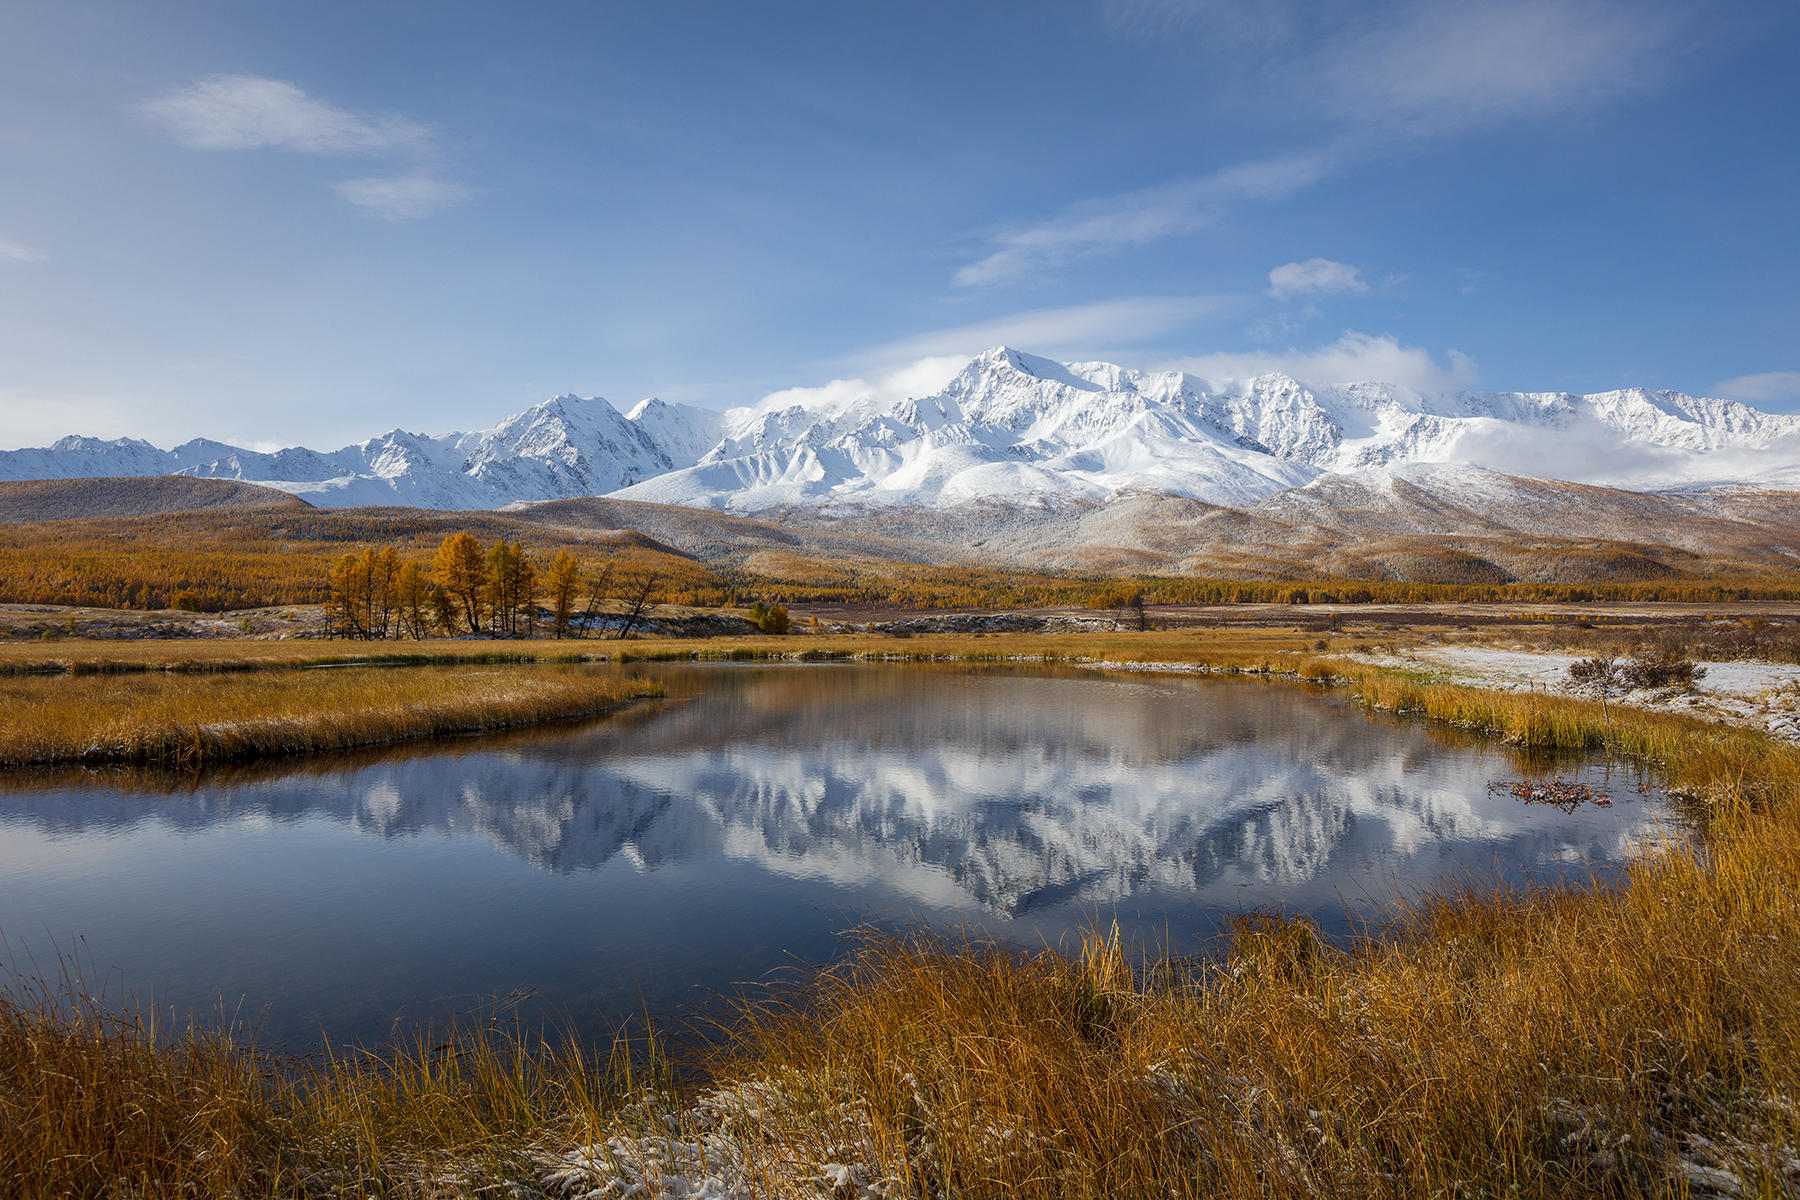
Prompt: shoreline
<box><xmin>2</xmin><ymin>642</ymin><xmax>1796</xmax><ymax>1196</ymax></box>
<box><xmin>0</xmin><ymin>664</ymin><xmax>663</xmax><ymax>767</ymax></box>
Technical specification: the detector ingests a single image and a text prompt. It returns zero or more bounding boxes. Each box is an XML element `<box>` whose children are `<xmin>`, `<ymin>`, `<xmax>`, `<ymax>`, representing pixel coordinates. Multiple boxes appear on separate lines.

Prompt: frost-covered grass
<box><xmin>0</xmin><ymin>665</ymin><xmax>661</xmax><ymax>766</ymax></box>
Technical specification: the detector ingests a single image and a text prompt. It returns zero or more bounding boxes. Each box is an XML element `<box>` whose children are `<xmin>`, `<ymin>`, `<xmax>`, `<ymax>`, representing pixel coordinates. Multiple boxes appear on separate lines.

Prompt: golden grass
<box><xmin>0</xmin><ymin>665</ymin><xmax>662</xmax><ymax>766</ymax></box>
<box><xmin>697</xmin><ymin>815</ymin><xmax>1799</xmax><ymax>1197</ymax></box>
<box><xmin>0</xmin><ymin>970</ymin><xmax>279</xmax><ymax>1198</ymax></box>
<box><xmin>2</xmin><ymin>651</ymin><xmax>1798</xmax><ymax>1197</ymax></box>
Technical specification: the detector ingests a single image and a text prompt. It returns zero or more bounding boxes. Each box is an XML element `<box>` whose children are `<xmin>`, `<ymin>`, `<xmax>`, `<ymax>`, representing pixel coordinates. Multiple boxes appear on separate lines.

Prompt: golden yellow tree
<box><xmin>546</xmin><ymin>551</ymin><xmax>582</xmax><ymax>638</ymax></box>
<box><xmin>325</xmin><ymin>552</ymin><xmax>365</xmax><ymax>639</ymax></box>
<box><xmin>432</xmin><ymin>533</ymin><xmax>487</xmax><ymax>634</ymax></box>
<box><xmin>368</xmin><ymin>546</ymin><xmax>401</xmax><ymax>638</ymax></box>
<box><xmin>395</xmin><ymin>561</ymin><xmax>430</xmax><ymax>640</ymax></box>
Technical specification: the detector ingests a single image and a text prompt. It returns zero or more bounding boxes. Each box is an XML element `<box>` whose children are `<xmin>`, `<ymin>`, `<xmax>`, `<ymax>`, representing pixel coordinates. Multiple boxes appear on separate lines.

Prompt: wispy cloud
<box><xmin>960</xmin><ymin>0</ymin><xmax>1696</xmax><ymax>285</ymax></box>
<box><xmin>1320</xmin><ymin>1</ymin><xmax>1685</xmax><ymax>131</ymax></box>
<box><xmin>954</xmin><ymin>151</ymin><xmax>1337</xmax><ymax>287</ymax></box>
<box><xmin>1161</xmin><ymin>331</ymin><xmax>1478</xmax><ymax>391</ymax></box>
<box><xmin>1712</xmin><ymin>371</ymin><xmax>1800</xmax><ymax>404</ymax></box>
<box><xmin>858</xmin><ymin>295</ymin><xmax>1233</xmax><ymax>366</ymax></box>
<box><xmin>749</xmin><ymin>295</ymin><xmax>1234</xmax><ymax>415</ymax></box>
<box><xmin>141</xmin><ymin>74</ymin><xmax>466</xmax><ymax>219</ymax></box>
<box><xmin>334</xmin><ymin>175</ymin><xmax>472</xmax><ymax>220</ymax></box>
<box><xmin>0</xmin><ymin>239</ymin><xmax>46</xmax><ymax>264</ymax></box>
<box><xmin>142</xmin><ymin>74</ymin><xmax>426</xmax><ymax>155</ymax></box>
<box><xmin>1268</xmin><ymin>258</ymin><xmax>1366</xmax><ymax>301</ymax></box>
<box><xmin>1103</xmin><ymin>0</ymin><xmax>1296</xmax><ymax>44</ymax></box>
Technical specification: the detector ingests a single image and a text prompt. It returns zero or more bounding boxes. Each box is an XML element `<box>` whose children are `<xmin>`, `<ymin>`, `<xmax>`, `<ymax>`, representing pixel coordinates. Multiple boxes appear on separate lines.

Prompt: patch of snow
<box><xmin>1378</xmin><ymin>646</ymin><xmax>1800</xmax><ymax>742</ymax></box>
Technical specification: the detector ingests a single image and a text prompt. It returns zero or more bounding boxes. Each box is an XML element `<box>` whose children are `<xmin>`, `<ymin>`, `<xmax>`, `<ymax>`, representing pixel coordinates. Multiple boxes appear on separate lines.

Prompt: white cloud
<box><xmin>958</xmin><ymin>1</ymin><xmax>1696</xmax><ymax>285</ymax></box>
<box><xmin>0</xmin><ymin>239</ymin><xmax>46</xmax><ymax>264</ymax></box>
<box><xmin>1444</xmin><ymin>419</ymin><xmax>1800</xmax><ymax>489</ymax></box>
<box><xmin>1162</xmin><ymin>331</ymin><xmax>1478</xmax><ymax>391</ymax></box>
<box><xmin>859</xmin><ymin>295</ymin><xmax>1233</xmax><ymax>367</ymax></box>
<box><xmin>1102</xmin><ymin>0</ymin><xmax>1295</xmax><ymax>43</ymax></box>
<box><xmin>954</xmin><ymin>152</ymin><xmax>1334</xmax><ymax>287</ymax></box>
<box><xmin>748</xmin><ymin>296</ymin><xmax>1232</xmax><ymax>417</ymax></box>
<box><xmin>1712</xmin><ymin>372</ymin><xmax>1800</xmax><ymax>404</ymax></box>
<box><xmin>141</xmin><ymin>75</ymin><xmax>468</xmax><ymax>220</ymax></box>
<box><xmin>334</xmin><ymin>175</ymin><xmax>472</xmax><ymax>220</ymax></box>
<box><xmin>1324</xmin><ymin>1</ymin><xmax>1684</xmax><ymax>131</ymax></box>
<box><xmin>141</xmin><ymin>74</ymin><xmax>426</xmax><ymax>155</ymax></box>
<box><xmin>1268</xmin><ymin>258</ymin><xmax>1366</xmax><ymax>301</ymax></box>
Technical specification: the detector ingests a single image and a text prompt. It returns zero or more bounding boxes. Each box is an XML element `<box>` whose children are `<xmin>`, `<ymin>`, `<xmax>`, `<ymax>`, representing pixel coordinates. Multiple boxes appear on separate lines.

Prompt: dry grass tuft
<box><xmin>0</xmin><ymin>966</ymin><xmax>282</xmax><ymax>1197</ymax></box>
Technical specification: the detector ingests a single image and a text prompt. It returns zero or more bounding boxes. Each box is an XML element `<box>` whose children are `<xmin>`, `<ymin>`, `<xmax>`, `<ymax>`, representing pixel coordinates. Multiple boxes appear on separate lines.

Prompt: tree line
<box><xmin>324</xmin><ymin>533</ymin><xmax>660</xmax><ymax>640</ymax></box>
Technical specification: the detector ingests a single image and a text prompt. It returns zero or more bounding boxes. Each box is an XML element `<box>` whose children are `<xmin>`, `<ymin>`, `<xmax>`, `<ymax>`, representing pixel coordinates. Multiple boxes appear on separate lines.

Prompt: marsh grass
<box><xmin>0</xmin><ymin>665</ymin><xmax>662</xmax><ymax>766</ymax></box>
<box><xmin>0</xmin><ymin>641</ymin><xmax>617</xmax><ymax>675</ymax></box>
<box><xmin>0</xmin><ymin>961</ymin><xmax>667</xmax><ymax>1199</ymax></box>
<box><xmin>3</xmin><ymin>651</ymin><xmax>1798</xmax><ymax>1197</ymax></box>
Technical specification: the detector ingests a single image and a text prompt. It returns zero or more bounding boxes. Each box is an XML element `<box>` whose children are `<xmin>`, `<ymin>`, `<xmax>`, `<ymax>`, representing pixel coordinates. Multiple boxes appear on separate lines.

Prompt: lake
<box><xmin>0</xmin><ymin>662</ymin><xmax>1667</xmax><ymax>1049</ymax></box>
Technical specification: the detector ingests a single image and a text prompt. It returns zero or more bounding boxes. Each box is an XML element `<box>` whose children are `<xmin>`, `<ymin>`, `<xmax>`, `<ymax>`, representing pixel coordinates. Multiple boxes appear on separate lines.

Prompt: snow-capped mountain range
<box><xmin>4</xmin><ymin>346</ymin><xmax>1797</xmax><ymax>511</ymax></box>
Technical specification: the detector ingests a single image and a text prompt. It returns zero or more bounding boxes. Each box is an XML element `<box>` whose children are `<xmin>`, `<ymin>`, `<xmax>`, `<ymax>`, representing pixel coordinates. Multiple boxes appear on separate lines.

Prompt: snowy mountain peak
<box><xmin>616</xmin><ymin>347</ymin><xmax>1800</xmax><ymax>513</ymax></box>
<box><xmin>3</xmin><ymin>348</ymin><xmax>1797</xmax><ymax>513</ymax></box>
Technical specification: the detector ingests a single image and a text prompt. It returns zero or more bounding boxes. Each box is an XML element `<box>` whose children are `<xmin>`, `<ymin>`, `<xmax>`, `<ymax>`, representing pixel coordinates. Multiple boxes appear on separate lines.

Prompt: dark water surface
<box><xmin>0</xmin><ymin>663</ymin><xmax>1666</xmax><ymax>1049</ymax></box>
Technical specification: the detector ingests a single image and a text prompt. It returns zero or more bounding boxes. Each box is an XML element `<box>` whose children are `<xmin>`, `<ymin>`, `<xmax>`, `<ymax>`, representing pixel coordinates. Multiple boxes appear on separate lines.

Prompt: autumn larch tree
<box><xmin>326</xmin><ymin>546</ymin><xmax>404</xmax><ymax>640</ymax></box>
<box><xmin>429</xmin><ymin>584</ymin><xmax>456</xmax><ymax>637</ymax></box>
<box><xmin>395</xmin><ymin>560</ymin><xmax>430</xmax><ymax>640</ymax></box>
<box><xmin>485</xmin><ymin>539</ymin><xmax>537</xmax><ymax>636</ymax></box>
<box><xmin>433</xmin><ymin>533</ymin><xmax>487</xmax><ymax>634</ymax></box>
<box><xmin>547</xmin><ymin>551</ymin><xmax>582</xmax><ymax>638</ymax></box>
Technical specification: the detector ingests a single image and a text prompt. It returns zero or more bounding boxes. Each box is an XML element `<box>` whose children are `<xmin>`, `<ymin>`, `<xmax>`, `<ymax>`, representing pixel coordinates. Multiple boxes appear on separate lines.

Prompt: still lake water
<box><xmin>0</xmin><ymin>663</ymin><xmax>1666</xmax><ymax>1049</ymax></box>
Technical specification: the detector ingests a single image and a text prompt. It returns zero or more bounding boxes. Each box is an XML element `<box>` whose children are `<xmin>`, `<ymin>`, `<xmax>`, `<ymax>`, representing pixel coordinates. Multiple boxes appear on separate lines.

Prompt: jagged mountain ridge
<box><xmin>2</xmin><ymin>346</ymin><xmax>1794</xmax><ymax>516</ymax></box>
<box><xmin>617</xmin><ymin>347</ymin><xmax>1800</xmax><ymax>510</ymax></box>
<box><xmin>0</xmin><ymin>395</ymin><xmax>724</xmax><ymax>509</ymax></box>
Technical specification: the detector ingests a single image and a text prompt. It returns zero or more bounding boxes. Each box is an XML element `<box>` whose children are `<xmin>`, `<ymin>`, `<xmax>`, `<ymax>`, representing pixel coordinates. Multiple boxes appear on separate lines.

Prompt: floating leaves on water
<box><xmin>1489</xmin><ymin>777</ymin><xmax>1613</xmax><ymax>813</ymax></box>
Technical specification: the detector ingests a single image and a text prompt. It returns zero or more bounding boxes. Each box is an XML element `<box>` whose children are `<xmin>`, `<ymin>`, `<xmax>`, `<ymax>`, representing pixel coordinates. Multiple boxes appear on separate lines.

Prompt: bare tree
<box><xmin>576</xmin><ymin>563</ymin><xmax>614</xmax><ymax>639</ymax></box>
<box><xmin>615</xmin><ymin>575</ymin><xmax>659</xmax><ymax>640</ymax></box>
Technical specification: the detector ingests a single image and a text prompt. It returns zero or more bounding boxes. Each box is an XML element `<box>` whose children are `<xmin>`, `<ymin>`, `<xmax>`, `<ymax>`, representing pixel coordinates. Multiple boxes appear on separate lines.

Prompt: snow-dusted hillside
<box><xmin>3</xmin><ymin>347</ymin><xmax>1796</xmax><ymax>512</ymax></box>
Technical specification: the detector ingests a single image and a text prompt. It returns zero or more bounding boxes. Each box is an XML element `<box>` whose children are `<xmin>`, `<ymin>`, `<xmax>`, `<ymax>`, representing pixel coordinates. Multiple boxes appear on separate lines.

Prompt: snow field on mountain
<box><xmin>3</xmin><ymin>345</ymin><xmax>1797</xmax><ymax>514</ymax></box>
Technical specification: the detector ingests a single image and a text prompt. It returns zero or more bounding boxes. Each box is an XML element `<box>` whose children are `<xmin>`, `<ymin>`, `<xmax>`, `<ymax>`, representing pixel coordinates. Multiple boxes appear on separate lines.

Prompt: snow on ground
<box><xmin>1383</xmin><ymin>646</ymin><xmax>1800</xmax><ymax>742</ymax></box>
<box><xmin>1075</xmin><ymin>644</ymin><xmax>1800</xmax><ymax>743</ymax></box>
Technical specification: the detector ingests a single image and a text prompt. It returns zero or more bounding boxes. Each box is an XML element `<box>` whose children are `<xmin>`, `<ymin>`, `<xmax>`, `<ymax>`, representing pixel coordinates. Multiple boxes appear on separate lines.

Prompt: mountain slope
<box><xmin>3</xmin><ymin>347</ymin><xmax>1796</xmax><ymax>527</ymax></box>
<box><xmin>614</xmin><ymin>347</ymin><xmax>1800</xmax><ymax>513</ymax></box>
<box><xmin>0</xmin><ymin>394</ymin><xmax>716</xmax><ymax>511</ymax></box>
<box><xmin>0</xmin><ymin>477</ymin><xmax>312</xmax><ymax>522</ymax></box>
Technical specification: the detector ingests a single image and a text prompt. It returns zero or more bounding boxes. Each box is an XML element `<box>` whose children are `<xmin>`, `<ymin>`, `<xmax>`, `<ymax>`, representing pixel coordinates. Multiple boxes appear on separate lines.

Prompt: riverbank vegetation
<box><xmin>0</xmin><ymin>665</ymin><xmax>661</xmax><ymax>766</ymax></box>
<box><xmin>1</xmin><ymin>647</ymin><xmax>1797</xmax><ymax>1197</ymax></box>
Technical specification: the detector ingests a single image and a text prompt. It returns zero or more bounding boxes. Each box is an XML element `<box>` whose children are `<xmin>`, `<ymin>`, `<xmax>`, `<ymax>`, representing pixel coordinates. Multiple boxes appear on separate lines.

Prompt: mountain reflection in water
<box><xmin>0</xmin><ymin>664</ymin><xmax>1663</xmax><ymax>1047</ymax></box>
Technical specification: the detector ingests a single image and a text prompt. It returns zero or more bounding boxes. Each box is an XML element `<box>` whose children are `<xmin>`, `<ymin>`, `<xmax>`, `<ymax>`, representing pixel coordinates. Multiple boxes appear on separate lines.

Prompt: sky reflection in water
<box><xmin>0</xmin><ymin>664</ymin><xmax>1666</xmax><ymax>1049</ymax></box>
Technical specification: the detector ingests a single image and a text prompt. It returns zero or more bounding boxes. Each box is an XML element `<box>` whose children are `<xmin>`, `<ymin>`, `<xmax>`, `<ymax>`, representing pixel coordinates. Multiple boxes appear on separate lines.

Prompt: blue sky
<box><xmin>1</xmin><ymin>0</ymin><xmax>1796</xmax><ymax>451</ymax></box>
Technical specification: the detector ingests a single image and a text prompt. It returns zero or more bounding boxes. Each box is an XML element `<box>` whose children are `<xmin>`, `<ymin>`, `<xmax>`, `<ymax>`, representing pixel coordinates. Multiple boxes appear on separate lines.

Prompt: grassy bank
<box><xmin>0</xmin><ymin>639</ymin><xmax>628</xmax><ymax>674</ymax></box>
<box><xmin>0</xmin><ymin>665</ymin><xmax>662</xmax><ymax>766</ymax></box>
<box><xmin>3</xmin><ymin>651</ymin><xmax>1797</xmax><ymax>1197</ymax></box>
